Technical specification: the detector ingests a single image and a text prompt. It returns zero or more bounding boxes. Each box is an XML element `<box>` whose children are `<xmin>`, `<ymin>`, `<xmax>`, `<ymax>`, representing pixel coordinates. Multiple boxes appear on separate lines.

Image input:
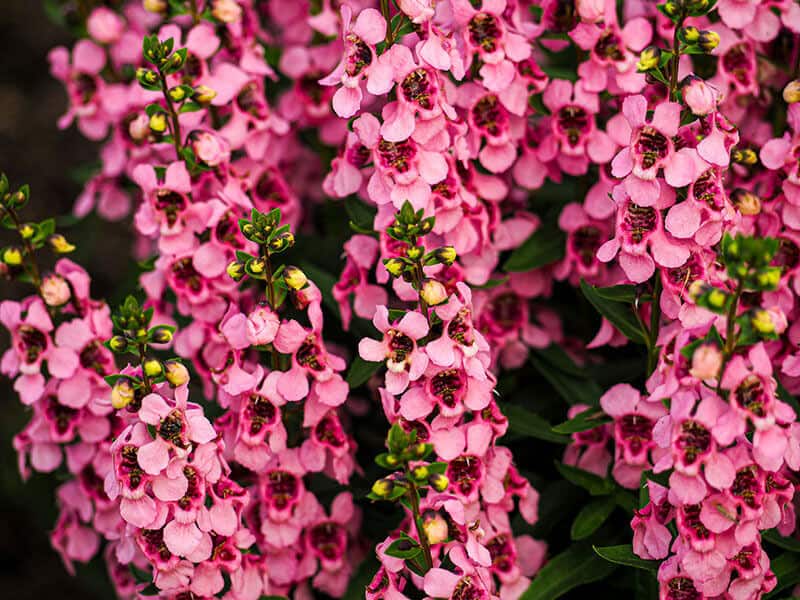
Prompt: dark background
<box><xmin>0</xmin><ymin>3</ymin><xmax>117</xmax><ymax>597</ymax></box>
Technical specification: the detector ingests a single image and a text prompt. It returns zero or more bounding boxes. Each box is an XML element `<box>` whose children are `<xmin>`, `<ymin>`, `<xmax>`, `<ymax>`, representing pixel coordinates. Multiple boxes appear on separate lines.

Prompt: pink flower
<box><xmin>86</xmin><ymin>7</ymin><xmax>125</xmax><ymax>44</ymax></box>
<box><xmin>319</xmin><ymin>6</ymin><xmax>388</xmax><ymax>118</ymax></box>
<box><xmin>610</xmin><ymin>95</ymin><xmax>699</xmax><ymax>207</ymax></box>
<box><xmin>359</xmin><ymin>306</ymin><xmax>430</xmax><ymax>394</ymax></box>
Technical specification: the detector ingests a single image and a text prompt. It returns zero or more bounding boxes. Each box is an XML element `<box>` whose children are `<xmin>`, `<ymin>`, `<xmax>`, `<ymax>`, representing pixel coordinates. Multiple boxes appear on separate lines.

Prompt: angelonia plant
<box><xmin>2</xmin><ymin>0</ymin><xmax>800</xmax><ymax>598</ymax></box>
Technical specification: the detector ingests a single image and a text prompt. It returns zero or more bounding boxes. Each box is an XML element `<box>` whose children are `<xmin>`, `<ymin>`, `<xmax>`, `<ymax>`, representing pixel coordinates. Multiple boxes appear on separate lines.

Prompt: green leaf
<box><xmin>346</xmin><ymin>356</ymin><xmax>382</xmax><ymax>388</ymax></box>
<box><xmin>384</xmin><ymin>537</ymin><xmax>421</xmax><ymax>559</ymax></box>
<box><xmin>552</xmin><ymin>407</ymin><xmax>611</xmax><ymax>434</ymax></box>
<box><xmin>763</xmin><ymin>529</ymin><xmax>800</xmax><ymax>553</ymax></box>
<box><xmin>503</xmin><ymin>227</ymin><xmax>566</xmax><ymax>272</ymax></box>
<box><xmin>764</xmin><ymin>553</ymin><xmax>800</xmax><ymax>599</ymax></box>
<box><xmin>555</xmin><ymin>462</ymin><xmax>614</xmax><ymax>496</ymax></box>
<box><xmin>503</xmin><ymin>405</ymin><xmax>570</xmax><ymax>444</ymax></box>
<box><xmin>592</xmin><ymin>284</ymin><xmax>640</xmax><ymax>303</ymax></box>
<box><xmin>571</xmin><ymin>496</ymin><xmax>616</xmax><ymax>540</ymax></box>
<box><xmin>530</xmin><ymin>347</ymin><xmax>602</xmax><ymax>406</ymax></box>
<box><xmin>520</xmin><ymin>543</ymin><xmax>617</xmax><ymax>600</ymax></box>
<box><xmin>344</xmin><ymin>196</ymin><xmax>377</xmax><ymax>230</ymax></box>
<box><xmin>580</xmin><ymin>280</ymin><xmax>647</xmax><ymax>344</ymax></box>
<box><xmin>592</xmin><ymin>545</ymin><xmax>659</xmax><ymax>572</ymax></box>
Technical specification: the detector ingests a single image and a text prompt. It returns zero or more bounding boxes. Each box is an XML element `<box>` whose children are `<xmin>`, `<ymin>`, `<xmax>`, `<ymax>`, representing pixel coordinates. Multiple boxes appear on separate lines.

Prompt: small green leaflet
<box><xmin>580</xmin><ymin>280</ymin><xmax>647</xmax><ymax>344</ymax></box>
<box><xmin>552</xmin><ymin>407</ymin><xmax>611</xmax><ymax>434</ymax></box>
<box><xmin>520</xmin><ymin>543</ymin><xmax>617</xmax><ymax>600</ymax></box>
<box><xmin>503</xmin><ymin>228</ymin><xmax>566</xmax><ymax>272</ymax></box>
<box><xmin>571</xmin><ymin>496</ymin><xmax>617</xmax><ymax>540</ymax></box>
<box><xmin>346</xmin><ymin>356</ymin><xmax>381</xmax><ymax>388</ymax></box>
<box><xmin>503</xmin><ymin>405</ymin><xmax>570</xmax><ymax>444</ymax></box>
<box><xmin>593</xmin><ymin>544</ymin><xmax>659</xmax><ymax>572</ymax></box>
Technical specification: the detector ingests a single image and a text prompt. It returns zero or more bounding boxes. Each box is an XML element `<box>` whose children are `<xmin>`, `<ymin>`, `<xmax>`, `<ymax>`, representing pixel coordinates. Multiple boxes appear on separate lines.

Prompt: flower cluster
<box><xmin>2</xmin><ymin>0</ymin><xmax>800</xmax><ymax>598</ymax></box>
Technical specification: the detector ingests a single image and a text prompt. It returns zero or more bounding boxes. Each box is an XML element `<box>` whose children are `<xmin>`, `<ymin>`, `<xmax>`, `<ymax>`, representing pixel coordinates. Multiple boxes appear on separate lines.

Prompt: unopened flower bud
<box><xmin>698</xmin><ymin>30</ymin><xmax>720</xmax><ymax>52</ymax></box>
<box><xmin>227</xmin><ymin>260</ymin><xmax>245</xmax><ymax>281</ymax></box>
<box><xmin>128</xmin><ymin>113</ymin><xmax>150</xmax><ymax>141</ymax></box>
<box><xmin>412</xmin><ymin>442</ymin><xmax>428</xmax><ymax>458</ymax></box>
<box><xmin>193</xmin><ymin>85</ymin><xmax>217</xmax><ymax>105</ymax></box>
<box><xmin>422</xmin><ymin>513</ymin><xmax>449</xmax><ymax>545</ymax></box>
<box><xmin>420</xmin><ymin>279</ymin><xmax>448</xmax><ymax>306</ymax></box>
<box><xmin>411</xmin><ymin>465</ymin><xmax>429</xmax><ymax>480</ymax></box>
<box><xmin>168</xmin><ymin>86</ymin><xmax>187</xmax><ymax>102</ymax></box>
<box><xmin>149</xmin><ymin>113</ymin><xmax>167</xmax><ymax>133</ymax></box>
<box><xmin>731</xmin><ymin>189</ymin><xmax>761</xmax><ymax>216</ymax></box>
<box><xmin>2</xmin><ymin>246</ymin><xmax>23</xmax><ymax>266</ymax></box>
<box><xmin>371</xmin><ymin>478</ymin><xmax>394</xmax><ymax>498</ymax></box>
<box><xmin>681</xmin><ymin>26</ymin><xmax>700</xmax><ymax>43</ymax></box>
<box><xmin>428</xmin><ymin>472</ymin><xmax>449</xmax><ymax>492</ymax></box>
<box><xmin>637</xmin><ymin>47</ymin><xmax>661</xmax><ymax>72</ymax></box>
<box><xmin>434</xmin><ymin>246</ymin><xmax>457</xmax><ymax>265</ymax></box>
<box><xmin>269</xmin><ymin>232</ymin><xmax>294</xmax><ymax>252</ymax></box>
<box><xmin>111</xmin><ymin>378</ymin><xmax>135</xmax><ymax>409</ymax></box>
<box><xmin>682</xmin><ymin>76</ymin><xmax>716</xmax><ymax>115</ymax></box>
<box><xmin>108</xmin><ymin>336</ymin><xmax>128</xmax><ymax>353</ymax></box>
<box><xmin>783</xmin><ymin>80</ymin><xmax>800</xmax><ymax>104</ymax></box>
<box><xmin>149</xmin><ymin>326</ymin><xmax>173</xmax><ymax>344</ymax></box>
<box><xmin>19</xmin><ymin>223</ymin><xmax>35</xmax><ymax>240</ymax></box>
<box><xmin>663</xmin><ymin>0</ymin><xmax>680</xmax><ymax>16</ymax></box>
<box><xmin>751</xmin><ymin>309</ymin><xmax>775</xmax><ymax>334</ymax></box>
<box><xmin>283</xmin><ymin>266</ymin><xmax>308</xmax><ymax>290</ymax></box>
<box><xmin>688</xmin><ymin>280</ymin><xmax>706</xmax><ymax>302</ymax></box>
<box><xmin>385</xmin><ymin>453</ymin><xmax>400</xmax><ymax>467</ymax></box>
<box><xmin>169</xmin><ymin>52</ymin><xmax>185</xmax><ymax>70</ymax></box>
<box><xmin>41</xmin><ymin>274</ymin><xmax>71</xmax><ymax>307</ymax></box>
<box><xmin>143</xmin><ymin>358</ymin><xmax>163</xmax><ymax>378</ymax></box>
<box><xmin>48</xmin><ymin>234</ymin><xmax>75</xmax><ymax>254</ymax></box>
<box><xmin>164</xmin><ymin>360</ymin><xmax>190</xmax><ymax>387</ymax></box>
<box><xmin>136</xmin><ymin>68</ymin><xmax>158</xmax><ymax>86</ymax></box>
<box><xmin>757</xmin><ymin>268</ymin><xmax>781</xmax><ymax>289</ymax></box>
<box><xmin>143</xmin><ymin>0</ymin><xmax>167</xmax><ymax>13</ymax></box>
<box><xmin>732</xmin><ymin>148</ymin><xmax>757</xmax><ymax>165</ymax></box>
<box><xmin>384</xmin><ymin>258</ymin><xmax>406</xmax><ymax>277</ymax></box>
<box><xmin>707</xmin><ymin>288</ymin><xmax>727</xmax><ymax>309</ymax></box>
<box><xmin>212</xmin><ymin>0</ymin><xmax>243</xmax><ymax>22</ymax></box>
<box><xmin>689</xmin><ymin>344</ymin><xmax>722</xmax><ymax>380</ymax></box>
<box><xmin>406</xmin><ymin>246</ymin><xmax>423</xmax><ymax>261</ymax></box>
<box><xmin>248</xmin><ymin>258</ymin><xmax>266</xmax><ymax>275</ymax></box>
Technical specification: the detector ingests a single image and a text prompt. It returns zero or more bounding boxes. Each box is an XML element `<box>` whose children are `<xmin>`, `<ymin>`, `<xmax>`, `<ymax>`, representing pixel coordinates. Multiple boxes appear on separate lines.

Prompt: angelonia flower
<box><xmin>1</xmin><ymin>0</ymin><xmax>799</xmax><ymax>599</ymax></box>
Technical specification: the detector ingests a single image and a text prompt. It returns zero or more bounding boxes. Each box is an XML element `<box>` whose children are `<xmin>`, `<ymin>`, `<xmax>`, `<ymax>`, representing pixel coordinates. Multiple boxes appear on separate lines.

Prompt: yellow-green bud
<box><xmin>109</xmin><ymin>336</ymin><xmax>129</xmax><ymax>352</ymax></box>
<box><xmin>371</xmin><ymin>478</ymin><xmax>394</xmax><ymax>498</ymax></box>
<box><xmin>248</xmin><ymin>258</ymin><xmax>266</xmax><ymax>275</ymax></box>
<box><xmin>136</xmin><ymin>68</ymin><xmax>158</xmax><ymax>85</ymax></box>
<box><xmin>269</xmin><ymin>232</ymin><xmax>294</xmax><ymax>252</ymax></box>
<box><xmin>111</xmin><ymin>379</ymin><xmax>135</xmax><ymax>410</ymax></box>
<box><xmin>434</xmin><ymin>246</ymin><xmax>457</xmax><ymax>266</ymax></box>
<box><xmin>19</xmin><ymin>223</ymin><xmax>35</xmax><ymax>240</ymax></box>
<box><xmin>428</xmin><ymin>472</ymin><xmax>450</xmax><ymax>492</ymax></box>
<box><xmin>164</xmin><ymin>360</ymin><xmax>190</xmax><ymax>387</ymax></box>
<box><xmin>757</xmin><ymin>268</ymin><xmax>781</xmax><ymax>289</ymax></box>
<box><xmin>143</xmin><ymin>358</ymin><xmax>163</xmax><ymax>378</ymax></box>
<box><xmin>707</xmin><ymin>288</ymin><xmax>727</xmax><ymax>309</ymax></box>
<box><xmin>168</xmin><ymin>86</ymin><xmax>187</xmax><ymax>102</ymax></box>
<box><xmin>149</xmin><ymin>113</ymin><xmax>167</xmax><ymax>133</ymax></box>
<box><xmin>193</xmin><ymin>85</ymin><xmax>217</xmax><ymax>105</ymax></box>
<box><xmin>283</xmin><ymin>266</ymin><xmax>308</xmax><ymax>291</ymax></box>
<box><xmin>420</xmin><ymin>279</ymin><xmax>448</xmax><ymax>306</ymax></box>
<box><xmin>698</xmin><ymin>30</ymin><xmax>720</xmax><ymax>52</ymax></box>
<box><xmin>411</xmin><ymin>465</ymin><xmax>430</xmax><ymax>480</ymax></box>
<box><xmin>783</xmin><ymin>80</ymin><xmax>800</xmax><ymax>104</ymax></box>
<box><xmin>412</xmin><ymin>442</ymin><xmax>428</xmax><ymax>458</ymax></box>
<box><xmin>227</xmin><ymin>260</ymin><xmax>245</xmax><ymax>281</ymax></box>
<box><xmin>681</xmin><ymin>26</ymin><xmax>700</xmax><ymax>42</ymax></box>
<box><xmin>150</xmin><ymin>326</ymin><xmax>173</xmax><ymax>344</ymax></box>
<box><xmin>752</xmin><ymin>310</ymin><xmax>775</xmax><ymax>334</ymax></box>
<box><xmin>406</xmin><ymin>246</ymin><xmax>423</xmax><ymax>261</ymax></box>
<box><xmin>48</xmin><ymin>234</ymin><xmax>75</xmax><ymax>254</ymax></box>
<box><xmin>663</xmin><ymin>0</ymin><xmax>680</xmax><ymax>16</ymax></box>
<box><xmin>385</xmin><ymin>453</ymin><xmax>400</xmax><ymax>467</ymax></box>
<box><xmin>384</xmin><ymin>258</ymin><xmax>406</xmax><ymax>277</ymax></box>
<box><xmin>732</xmin><ymin>148</ymin><xmax>757</xmax><ymax>165</ymax></box>
<box><xmin>688</xmin><ymin>280</ymin><xmax>706</xmax><ymax>302</ymax></box>
<box><xmin>637</xmin><ymin>47</ymin><xmax>661</xmax><ymax>72</ymax></box>
<box><xmin>169</xmin><ymin>52</ymin><xmax>185</xmax><ymax>70</ymax></box>
<box><xmin>2</xmin><ymin>246</ymin><xmax>23</xmax><ymax>266</ymax></box>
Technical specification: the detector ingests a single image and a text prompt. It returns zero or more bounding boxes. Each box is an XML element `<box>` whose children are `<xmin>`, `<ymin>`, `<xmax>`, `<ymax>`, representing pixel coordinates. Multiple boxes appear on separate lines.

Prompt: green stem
<box><xmin>6</xmin><ymin>206</ymin><xmax>42</xmax><ymax>289</ymax></box>
<box><xmin>189</xmin><ymin>0</ymin><xmax>200</xmax><ymax>24</ymax></box>
<box><xmin>262</xmin><ymin>247</ymin><xmax>279</xmax><ymax>371</ymax></box>
<box><xmin>413</xmin><ymin>262</ymin><xmax>431</xmax><ymax>327</ymax></box>
<box><xmin>138</xmin><ymin>343</ymin><xmax>153</xmax><ymax>392</ymax></box>
<box><xmin>405</xmin><ymin>476</ymin><xmax>433</xmax><ymax>571</ymax></box>
<box><xmin>380</xmin><ymin>0</ymin><xmax>394</xmax><ymax>45</ymax></box>
<box><xmin>669</xmin><ymin>17</ymin><xmax>684</xmax><ymax>100</ymax></box>
<box><xmin>646</xmin><ymin>277</ymin><xmax>662</xmax><ymax>376</ymax></box>
<box><xmin>158</xmin><ymin>69</ymin><xmax>183</xmax><ymax>159</ymax></box>
<box><xmin>715</xmin><ymin>279</ymin><xmax>743</xmax><ymax>396</ymax></box>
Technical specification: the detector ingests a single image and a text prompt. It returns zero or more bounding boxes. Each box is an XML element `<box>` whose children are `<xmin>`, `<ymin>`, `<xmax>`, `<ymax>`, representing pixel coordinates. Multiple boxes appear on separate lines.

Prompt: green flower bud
<box><xmin>149</xmin><ymin>113</ymin><xmax>167</xmax><ymax>133</ymax></box>
<box><xmin>283</xmin><ymin>266</ymin><xmax>308</xmax><ymax>290</ymax></box>
<box><xmin>433</xmin><ymin>246</ymin><xmax>457</xmax><ymax>266</ymax></box>
<box><xmin>752</xmin><ymin>310</ymin><xmax>774</xmax><ymax>334</ymax></box>
<box><xmin>707</xmin><ymin>288</ymin><xmax>727</xmax><ymax>309</ymax></box>
<box><xmin>48</xmin><ymin>234</ymin><xmax>75</xmax><ymax>254</ymax></box>
<box><xmin>411</xmin><ymin>465</ymin><xmax>430</xmax><ymax>481</ymax></box>
<box><xmin>2</xmin><ymin>246</ymin><xmax>23</xmax><ymax>266</ymax></box>
<box><xmin>111</xmin><ymin>378</ymin><xmax>135</xmax><ymax>409</ymax></box>
<box><xmin>371</xmin><ymin>478</ymin><xmax>394</xmax><ymax>498</ymax></box>
<box><xmin>143</xmin><ymin>358</ymin><xmax>163</xmax><ymax>378</ymax></box>
<box><xmin>783</xmin><ymin>80</ymin><xmax>800</xmax><ymax>104</ymax></box>
<box><xmin>193</xmin><ymin>85</ymin><xmax>217</xmax><ymax>105</ymax></box>
<box><xmin>384</xmin><ymin>258</ymin><xmax>406</xmax><ymax>278</ymax></box>
<box><xmin>168</xmin><ymin>86</ymin><xmax>187</xmax><ymax>102</ymax></box>
<box><xmin>698</xmin><ymin>30</ymin><xmax>720</xmax><ymax>52</ymax></box>
<box><xmin>109</xmin><ymin>336</ymin><xmax>129</xmax><ymax>353</ymax></box>
<box><xmin>164</xmin><ymin>360</ymin><xmax>190</xmax><ymax>387</ymax></box>
<box><xmin>637</xmin><ymin>47</ymin><xmax>661</xmax><ymax>72</ymax></box>
<box><xmin>19</xmin><ymin>223</ymin><xmax>35</xmax><ymax>240</ymax></box>
<box><xmin>681</xmin><ymin>26</ymin><xmax>700</xmax><ymax>42</ymax></box>
<box><xmin>428</xmin><ymin>472</ymin><xmax>450</xmax><ymax>492</ymax></box>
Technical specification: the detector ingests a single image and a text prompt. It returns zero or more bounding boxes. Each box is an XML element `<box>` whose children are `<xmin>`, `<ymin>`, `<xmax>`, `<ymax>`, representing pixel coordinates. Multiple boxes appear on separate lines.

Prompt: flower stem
<box><xmin>6</xmin><ymin>206</ymin><xmax>42</xmax><ymax>289</ymax></box>
<box><xmin>646</xmin><ymin>276</ymin><xmax>662</xmax><ymax>375</ymax></box>
<box><xmin>262</xmin><ymin>246</ymin><xmax>279</xmax><ymax>371</ymax></box>
<box><xmin>405</xmin><ymin>475</ymin><xmax>433</xmax><ymax>571</ymax></box>
<box><xmin>157</xmin><ymin>68</ymin><xmax>183</xmax><ymax>159</ymax></box>
<box><xmin>138</xmin><ymin>342</ymin><xmax>153</xmax><ymax>392</ymax></box>
<box><xmin>715</xmin><ymin>279</ymin><xmax>743</xmax><ymax>396</ymax></box>
<box><xmin>380</xmin><ymin>0</ymin><xmax>394</xmax><ymax>45</ymax></box>
<box><xmin>669</xmin><ymin>16</ymin><xmax>684</xmax><ymax>101</ymax></box>
<box><xmin>189</xmin><ymin>0</ymin><xmax>200</xmax><ymax>24</ymax></box>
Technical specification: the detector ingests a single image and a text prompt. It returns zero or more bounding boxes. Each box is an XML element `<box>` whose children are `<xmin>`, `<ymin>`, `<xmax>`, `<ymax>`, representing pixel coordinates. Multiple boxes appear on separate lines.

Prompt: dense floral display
<box><xmin>2</xmin><ymin>0</ymin><xmax>800</xmax><ymax>598</ymax></box>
